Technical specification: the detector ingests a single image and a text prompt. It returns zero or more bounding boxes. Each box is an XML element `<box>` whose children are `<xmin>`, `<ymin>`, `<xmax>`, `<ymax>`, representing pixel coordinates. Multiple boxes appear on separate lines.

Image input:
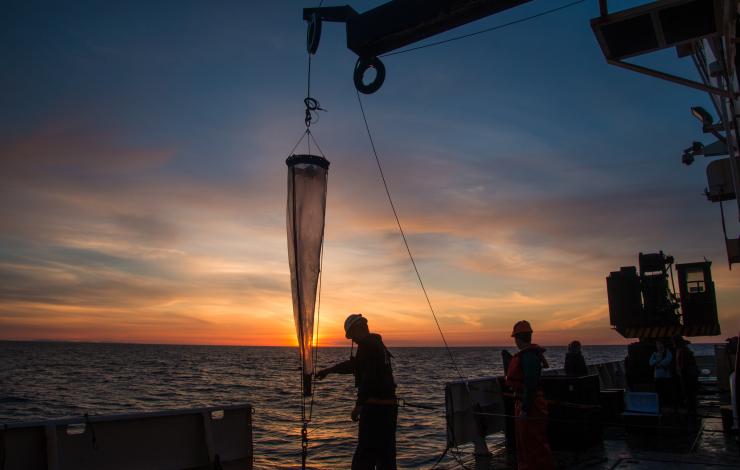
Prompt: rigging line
<box><xmin>292</xmin><ymin>163</ymin><xmax>310</xmax><ymax>470</ymax></box>
<box><xmin>288</xmin><ymin>130</ymin><xmax>309</xmax><ymax>157</ymax></box>
<box><xmin>301</xmin><ymin>4</ymin><xmax>324</xmax><ymax>458</ymax></box>
<box><xmin>308</xmin><ymin>131</ymin><xmax>326</xmax><ymax>158</ymax></box>
<box><xmin>355</xmin><ymin>89</ymin><xmax>466</xmax><ymax>383</ymax></box>
<box><xmin>380</xmin><ymin>0</ymin><xmax>589</xmax><ymax>58</ymax></box>
<box><xmin>308</xmin><ymin>195</ymin><xmax>326</xmax><ymax>423</ymax></box>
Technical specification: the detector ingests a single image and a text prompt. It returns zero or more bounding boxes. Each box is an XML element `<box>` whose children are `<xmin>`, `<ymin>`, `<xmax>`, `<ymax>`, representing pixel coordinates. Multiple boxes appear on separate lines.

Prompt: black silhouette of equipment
<box><xmin>303</xmin><ymin>0</ymin><xmax>533</xmax><ymax>93</ymax></box>
<box><xmin>606</xmin><ymin>251</ymin><xmax>720</xmax><ymax>339</ymax></box>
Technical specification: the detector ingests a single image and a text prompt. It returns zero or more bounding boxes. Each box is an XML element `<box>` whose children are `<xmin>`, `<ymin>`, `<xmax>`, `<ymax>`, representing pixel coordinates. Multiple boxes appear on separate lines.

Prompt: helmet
<box><xmin>344</xmin><ymin>313</ymin><xmax>365</xmax><ymax>338</ymax></box>
<box><xmin>511</xmin><ymin>320</ymin><xmax>533</xmax><ymax>337</ymax></box>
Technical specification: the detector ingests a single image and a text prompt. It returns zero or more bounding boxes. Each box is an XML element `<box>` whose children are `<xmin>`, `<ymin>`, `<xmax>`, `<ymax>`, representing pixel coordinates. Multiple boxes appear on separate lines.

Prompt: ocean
<box><xmin>0</xmin><ymin>341</ymin><xmax>716</xmax><ymax>469</ymax></box>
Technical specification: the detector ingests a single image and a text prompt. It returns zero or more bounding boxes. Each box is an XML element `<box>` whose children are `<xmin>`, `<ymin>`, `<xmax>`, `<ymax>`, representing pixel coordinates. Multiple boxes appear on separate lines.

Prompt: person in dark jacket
<box><xmin>504</xmin><ymin>320</ymin><xmax>554</xmax><ymax>470</ymax></box>
<box><xmin>316</xmin><ymin>313</ymin><xmax>397</xmax><ymax>470</ymax></box>
<box><xmin>565</xmin><ymin>340</ymin><xmax>588</xmax><ymax>377</ymax></box>
<box><xmin>650</xmin><ymin>339</ymin><xmax>674</xmax><ymax>411</ymax></box>
<box><xmin>673</xmin><ymin>335</ymin><xmax>699</xmax><ymax>414</ymax></box>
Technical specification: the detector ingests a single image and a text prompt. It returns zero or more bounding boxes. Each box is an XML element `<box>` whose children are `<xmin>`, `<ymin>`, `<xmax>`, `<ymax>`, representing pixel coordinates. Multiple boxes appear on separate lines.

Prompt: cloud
<box><xmin>0</xmin><ymin>89</ymin><xmax>737</xmax><ymax>347</ymax></box>
<box><xmin>0</xmin><ymin>122</ymin><xmax>174</xmax><ymax>177</ymax></box>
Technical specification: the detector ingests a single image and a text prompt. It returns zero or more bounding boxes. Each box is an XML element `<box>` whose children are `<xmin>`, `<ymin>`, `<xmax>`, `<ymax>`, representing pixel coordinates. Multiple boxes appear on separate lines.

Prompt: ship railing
<box><xmin>1</xmin><ymin>403</ymin><xmax>254</xmax><ymax>470</ymax></box>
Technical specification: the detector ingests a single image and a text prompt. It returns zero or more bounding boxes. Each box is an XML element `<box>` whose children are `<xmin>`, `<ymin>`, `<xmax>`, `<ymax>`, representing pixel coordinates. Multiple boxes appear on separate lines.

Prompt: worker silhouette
<box><xmin>504</xmin><ymin>320</ymin><xmax>554</xmax><ymax>470</ymax></box>
<box><xmin>672</xmin><ymin>335</ymin><xmax>699</xmax><ymax>415</ymax></box>
<box><xmin>649</xmin><ymin>339</ymin><xmax>674</xmax><ymax>411</ymax></box>
<box><xmin>316</xmin><ymin>314</ymin><xmax>397</xmax><ymax>470</ymax></box>
<box><xmin>565</xmin><ymin>340</ymin><xmax>588</xmax><ymax>377</ymax></box>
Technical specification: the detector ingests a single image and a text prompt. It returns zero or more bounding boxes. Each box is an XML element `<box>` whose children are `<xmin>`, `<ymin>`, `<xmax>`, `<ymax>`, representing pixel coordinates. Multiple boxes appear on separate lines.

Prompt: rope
<box><xmin>380</xmin><ymin>0</ymin><xmax>589</xmax><ymax>58</ymax></box>
<box><xmin>298</xmin><ymin>6</ymin><xmax>328</xmax><ymax>462</ymax></box>
<box><xmin>430</xmin><ymin>446</ymin><xmax>451</xmax><ymax>470</ymax></box>
<box><xmin>308</xmin><ymin>153</ymin><xmax>327</xmax><ymax>423</ymax></box>
<box><xmin>288</xmin><ymin>130</ymin><xmax>309</xmax><ymax>158</ymax></box>
<box><xmin>355</xmin><ymin>89</ymin><xmax>466</xmax><ymax>383</ymax></box>
<box><xmin>308</xmin><ymin>131</ymin><xmax>326</xmax><ymax>159</ymax></box>
<box><xmin>398</xmin><ymin>398</ymin><xmax>438</xmax><ymax>410</ymax></box>
<box><xmin>690</xmin><ymin>419</ymin><xmax>705</xmax><ymax>452</ymax></box>
<box><xmin>471</xmin><ymin>409</ymin><xmax>726</xmax><ymax>433</ymax></box>
<box><xmin>83</xmin><ymin>413</ymin><xmax>98</xmax><ymax>450</ymax></box>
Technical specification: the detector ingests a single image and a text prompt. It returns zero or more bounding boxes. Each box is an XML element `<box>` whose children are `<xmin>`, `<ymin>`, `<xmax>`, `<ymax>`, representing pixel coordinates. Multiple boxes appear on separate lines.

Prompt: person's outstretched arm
<box><xmin>315</xmin><ymin>359</ymin><xmax>354</xmax><ymax>379</ymax></box>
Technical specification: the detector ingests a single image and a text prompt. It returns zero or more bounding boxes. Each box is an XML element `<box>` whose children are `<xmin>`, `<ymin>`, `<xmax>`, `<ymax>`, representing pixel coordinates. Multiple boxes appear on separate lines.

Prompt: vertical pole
<box><xmin>734</xmin><ymin>331</ymin><xmax>739</xmax><ymax>431</ymax></box>
<box><xmin>202</xmin><ymin>412</ymin><xmax>216</xmax><ymax>464</ymax></box>
<box><xmin>599</xmin><ymin>0</ymin><xmax>608</xmax><ymax>17</ymax></box>
<box><xmin>44</xmin><ymin>425</ymin><xmax>60</xmax><ymax>470</ymax></box>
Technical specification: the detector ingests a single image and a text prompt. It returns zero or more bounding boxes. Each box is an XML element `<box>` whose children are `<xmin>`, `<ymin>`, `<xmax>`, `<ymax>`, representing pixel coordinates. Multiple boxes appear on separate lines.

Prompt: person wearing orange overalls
<box><xmin>504</xmin><ymin>320</ymin><xmax>554</xmax><ymax>470</ymax></box>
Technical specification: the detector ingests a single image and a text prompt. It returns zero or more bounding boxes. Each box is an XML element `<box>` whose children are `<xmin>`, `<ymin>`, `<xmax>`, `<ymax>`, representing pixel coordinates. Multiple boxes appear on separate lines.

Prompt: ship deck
<box><xmin>441</xmin><ymin>386</ymin><xmax>739</xmax><ymax>469</ymax></box>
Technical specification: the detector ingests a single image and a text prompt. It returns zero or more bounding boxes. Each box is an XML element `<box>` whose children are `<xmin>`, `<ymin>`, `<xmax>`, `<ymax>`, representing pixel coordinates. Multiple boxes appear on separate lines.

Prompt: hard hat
<box><xmin>511</xmin><ymin>320</ymin><xmax>533</xmax><ymax>337</ymax></box>
<box><xmin>344</xmin><ymin>313</ymin><xmax>365</xmax><ymax>338</ymax></box>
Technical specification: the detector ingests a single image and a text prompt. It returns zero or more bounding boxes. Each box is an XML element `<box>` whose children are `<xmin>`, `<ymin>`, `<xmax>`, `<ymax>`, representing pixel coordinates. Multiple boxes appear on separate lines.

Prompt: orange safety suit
<box><xmin>505</xmin><ymin>344</ymin><xmax>553</xmax><ymax>470</ymax></box>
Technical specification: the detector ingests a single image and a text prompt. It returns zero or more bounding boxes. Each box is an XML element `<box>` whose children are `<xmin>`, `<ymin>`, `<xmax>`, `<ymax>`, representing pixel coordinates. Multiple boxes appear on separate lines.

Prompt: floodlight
<box><xmin>690</xmin><ymin>106</ymin><xmax>714</xmax><ymax>127</ymax></box>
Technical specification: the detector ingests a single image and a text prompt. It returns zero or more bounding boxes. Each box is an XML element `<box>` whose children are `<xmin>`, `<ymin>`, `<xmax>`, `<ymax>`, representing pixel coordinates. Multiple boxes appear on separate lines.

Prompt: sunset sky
<box><xmin>1</xmin><ymin>0</ymin><xmax>738</xmax><ymax>347</ymax></box>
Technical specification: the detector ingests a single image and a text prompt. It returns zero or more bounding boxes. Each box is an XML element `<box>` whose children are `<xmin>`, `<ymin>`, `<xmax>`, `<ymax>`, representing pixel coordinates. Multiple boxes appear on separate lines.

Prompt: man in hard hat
<box><xmin>316</xmin><ymin>313</ymin><xmax>397</xmax><ymax>469</ymax></box>
<box><xmin>504</xmin><ymin>320</ymin><xmax>553</xmax><ymax>470</ymax></box>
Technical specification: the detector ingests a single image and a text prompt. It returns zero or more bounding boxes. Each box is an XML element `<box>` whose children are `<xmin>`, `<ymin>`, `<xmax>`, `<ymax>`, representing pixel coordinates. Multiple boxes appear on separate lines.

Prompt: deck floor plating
<box><xmin>442</xmin><ymin>403</ymin><xmax>739</xmax><ymax>469</ymax></box>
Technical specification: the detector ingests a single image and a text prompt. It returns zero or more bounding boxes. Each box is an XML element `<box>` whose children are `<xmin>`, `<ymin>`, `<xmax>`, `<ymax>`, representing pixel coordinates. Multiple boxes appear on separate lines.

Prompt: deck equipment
<box><xmin>303</xmin><ymin>0</ymin><xmax>538</xmax><ymax>93</ymax></box>
<box><xmin>591</xmin><ymin>0</ymin><xmax>740</xmax><ymax>267</ymax></box>
<box><xmin>606</xmin><ymin>251</ymin><xmax>720</xmax><ymax>339</ymax></box>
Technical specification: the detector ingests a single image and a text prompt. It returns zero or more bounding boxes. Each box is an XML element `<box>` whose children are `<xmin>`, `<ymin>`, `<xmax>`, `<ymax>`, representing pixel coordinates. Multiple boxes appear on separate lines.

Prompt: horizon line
<box><xmin>0</xmin><ymin>339</ymin><xmax>721</xmax><ymax>348</ymax></box>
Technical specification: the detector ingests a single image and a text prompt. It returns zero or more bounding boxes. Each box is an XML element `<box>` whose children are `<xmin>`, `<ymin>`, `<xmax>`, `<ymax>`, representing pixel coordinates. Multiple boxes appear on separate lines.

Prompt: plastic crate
<box><xmin>623</xmin><ymin>391</ymin><xmax>659</xmax><ymax>416</ymax></box>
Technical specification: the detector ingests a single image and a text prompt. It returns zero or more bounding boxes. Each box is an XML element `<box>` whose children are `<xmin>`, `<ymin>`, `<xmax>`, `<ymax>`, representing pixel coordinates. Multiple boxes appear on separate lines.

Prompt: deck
<box><xmin>440</xmin><ymin>387</ymin><xmax>739</xmax><ymax>469</ymax></box>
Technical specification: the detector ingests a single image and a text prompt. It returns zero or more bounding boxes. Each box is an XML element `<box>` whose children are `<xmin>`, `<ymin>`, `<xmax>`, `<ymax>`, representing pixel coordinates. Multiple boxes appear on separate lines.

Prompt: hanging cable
<box><xmin>288</xmin><ymin>130</ymin><xmax>310</xmax><ymax>158</ymax></box>
<box><xmin>355</xmin><ymin>89</ymin><xmax>466</xmax><ymax>383</ymax></box>
<box><xmin>304</xmin><ymin>50</ymin><xmax>326</xmax><ymax>130</ymax></box>
<box><xmin>381</xmin><ymin>0</ymin><xmax>589</xmax><ymax>58</ymax></box>
<box><xmin>297</xmin><ymin>7</ymin><xmax>330</xmax><ymax>463</ymax></box>
<box><xmin>356</xmin><ymin>90</ymin><xmax>476</xmax><ymax>469</ymax></box>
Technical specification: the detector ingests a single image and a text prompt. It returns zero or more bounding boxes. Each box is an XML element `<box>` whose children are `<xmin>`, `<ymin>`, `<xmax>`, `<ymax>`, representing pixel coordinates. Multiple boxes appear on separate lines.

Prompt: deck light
<box><xmin>691</xmin><ymin>106</ymin><xmax>714</xmax><ymax>129</ymax></box>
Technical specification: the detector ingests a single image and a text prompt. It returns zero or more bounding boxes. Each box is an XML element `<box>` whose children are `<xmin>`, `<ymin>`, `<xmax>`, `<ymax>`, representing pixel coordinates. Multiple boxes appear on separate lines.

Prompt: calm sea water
<box><xmin>0</xmin><ymin>341</ymin><xmax>715</xmax><ymax>469</ymax></box>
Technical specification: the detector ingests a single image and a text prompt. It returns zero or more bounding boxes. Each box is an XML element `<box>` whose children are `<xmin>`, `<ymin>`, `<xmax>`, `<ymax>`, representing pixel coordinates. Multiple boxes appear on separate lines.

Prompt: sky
<box><xmin>1</xmin><ymin>0</ymin><xmax>738</xmax><ymax>347</ymax></box>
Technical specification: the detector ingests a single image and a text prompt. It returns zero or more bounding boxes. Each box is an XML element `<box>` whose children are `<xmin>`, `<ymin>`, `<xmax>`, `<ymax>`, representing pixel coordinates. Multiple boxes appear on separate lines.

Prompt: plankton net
<box><xmin>286</xmin><ymin>153</ymin><xmax>330</xmax><ymax>397</ymax></box>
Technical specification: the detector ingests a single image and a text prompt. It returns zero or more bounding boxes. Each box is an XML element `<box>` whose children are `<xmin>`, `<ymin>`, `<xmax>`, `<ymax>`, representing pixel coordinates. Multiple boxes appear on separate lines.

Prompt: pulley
<box><xmin>354</xmin><ymin>57</ymin><xmax>386</xmax><ymax>95</ymax></box>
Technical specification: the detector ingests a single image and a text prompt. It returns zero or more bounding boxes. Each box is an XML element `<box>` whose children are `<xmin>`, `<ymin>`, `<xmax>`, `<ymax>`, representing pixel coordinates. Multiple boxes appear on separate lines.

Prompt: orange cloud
<box><xmin>1</xmin><ymin>117</ymin><xmax>738</xmax><ymax>347</ymax></box>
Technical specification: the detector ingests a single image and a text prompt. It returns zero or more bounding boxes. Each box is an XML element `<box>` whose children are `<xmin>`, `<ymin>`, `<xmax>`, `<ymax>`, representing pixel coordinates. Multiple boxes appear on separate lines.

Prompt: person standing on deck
<box><xmin>649</xmin><ymin>339</ymin><xmax>674</xmax><ymax>411</ymax></box>
<box><xmin>315</xmin><ymin>314</ymin><xmax>397</xmax><ymax>470</ymax></box>
<box><xmin>564</xmin><ymin>340</ymin><xmax>588</xmax><ymax>377</ymax></box>
<box><xmin>504</xmin><ymin>320</ymin><xmax>554</xmax><ymax>470</ymax></box>
<box><xmin>673</xmin><ymin>335</ymin><xmax>699</xmax><ymax>414</ymax></box>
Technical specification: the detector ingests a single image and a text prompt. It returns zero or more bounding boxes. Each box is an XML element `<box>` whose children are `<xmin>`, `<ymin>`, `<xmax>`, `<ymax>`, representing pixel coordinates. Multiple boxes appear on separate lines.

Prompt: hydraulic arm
<box><xmin>303</xmin><ymin>0</ymin><xmax>534</xmax><ymax>93</ymax></box>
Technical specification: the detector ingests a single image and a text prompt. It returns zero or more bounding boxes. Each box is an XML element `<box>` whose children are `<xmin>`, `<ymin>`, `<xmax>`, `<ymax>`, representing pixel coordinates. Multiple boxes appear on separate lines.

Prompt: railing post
<box><xmin>44</xmin><ymin>425</ymin><xmax>60</xmax><ymax>470</ymax></box>
<box><xmin>734</xmin><ymin>332</ymin><xmax>739</xmax><ymax>431</ymax></box>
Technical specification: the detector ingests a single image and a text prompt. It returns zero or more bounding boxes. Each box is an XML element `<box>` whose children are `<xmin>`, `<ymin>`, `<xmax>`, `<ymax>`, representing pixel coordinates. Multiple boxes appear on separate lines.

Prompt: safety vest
<box><xmin>505</xmin><ymin>344</ymin><xmax>548</xmax><ymax>392</ymax></box>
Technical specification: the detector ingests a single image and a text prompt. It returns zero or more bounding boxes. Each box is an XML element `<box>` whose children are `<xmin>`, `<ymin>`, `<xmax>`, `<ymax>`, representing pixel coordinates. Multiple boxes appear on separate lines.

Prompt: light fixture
<box><xmin>681</xmin><ymin>141</ymin><xmax>704</xmax><ymax>166</ymax></box>
<box><xmin>690</xmin><ymin>106</ymin><xmax>714</xmax><ymax>129</ymax></box>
